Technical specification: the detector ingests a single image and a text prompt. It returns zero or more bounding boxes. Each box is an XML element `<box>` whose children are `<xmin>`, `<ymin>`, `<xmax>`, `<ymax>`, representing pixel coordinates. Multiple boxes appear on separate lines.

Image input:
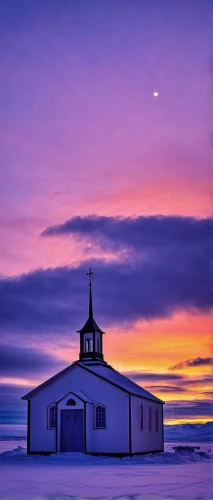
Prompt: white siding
<box><xmin>131</xmin><ymin>396</ymin><xmax>164</xmax><ymax>453</ymax></box>
<box><xmin>30</xmin><ymin>398</ymin><xmax>56</xmax><ymax>453</ymax></box>
<box><xmin>86</xmin><ymin>388</ymin><xmax>128</xmax><ymax>454</ymax></box>
<box><xmin>85</xmin><ymin>403</ymin><xmax>94</xmax><ymax>452</ymax></box>
<box><xmin>29</xmin><ymin>363</ymin><xmax>129</xmax><ymax>454</ymax></box>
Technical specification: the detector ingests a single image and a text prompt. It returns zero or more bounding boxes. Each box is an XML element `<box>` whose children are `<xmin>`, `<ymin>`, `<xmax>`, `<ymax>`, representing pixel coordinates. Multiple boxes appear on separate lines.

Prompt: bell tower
<box><xmin>77</xmin><ymin>268</ymin><xmax>105</xmax><ymax>362</ymax></box>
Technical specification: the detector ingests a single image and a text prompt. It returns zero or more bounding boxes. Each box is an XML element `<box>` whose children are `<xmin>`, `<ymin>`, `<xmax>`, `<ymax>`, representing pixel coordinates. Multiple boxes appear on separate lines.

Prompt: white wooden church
<box><xmin>22</xmin><ymin>269</ymin><xmax>164</xmax><ymax>456</ymax></box>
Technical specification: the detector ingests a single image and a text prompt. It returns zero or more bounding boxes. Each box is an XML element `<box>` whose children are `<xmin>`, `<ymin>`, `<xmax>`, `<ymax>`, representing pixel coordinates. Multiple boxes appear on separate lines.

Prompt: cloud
<box><xmin>202</xmin><ymin>391</ymin><xmax>213</xmax><ymax>397</ymax></box>
<box><xmin>181</xmin><ymin>376</ymin><xmax>213</xmax><ymax>386</ymax></box>
<box><xmin>164</xmin><ymin>400</ymin><xmax>213</xmax><ymax>420</ymax></box>
<box><xmin>125</xmin><ymin>372</ymin><xmax>213</xmax><ymax>395</ymax></box>
<box><xmin>170</xmin><ymin>357</ymin><xmax>213</xmax><ymax>370</ymax></box>
<box><xmin>42</xmin><ymin>213</ymin><xmax>212</xmax><ymax>270</ymax></box>
<box><xmin>122</xmin><ymin>371</ymin><xmax>184</xmax><ymax>383</ymax></box>
<box><xmin>41</xmin><ymin>215</ymin><xmax>211</xmax><ymax>253</ymax></box>
<box><xmin>0</xmin><ymin>216</ymin><xmax>212</xmax><ymax>335</ymax></box>
<box><xmin>0</xmin><ymin>344</ymin><xmax>66</xmax><ymax>377</ymax></box>
<box><xmin>0</xmin><ymin>383</ymin><xmax>31</xmax><ymax>424</ymax></box>
<box><xmin>145</xmin><ymin>385</ymin><xmax>188</xmax><ymax>393</ymax></box>
<box><xmin>0</xmin><ymin>383</ymin><xmax>31</xmax><ymax>402</ymax></box>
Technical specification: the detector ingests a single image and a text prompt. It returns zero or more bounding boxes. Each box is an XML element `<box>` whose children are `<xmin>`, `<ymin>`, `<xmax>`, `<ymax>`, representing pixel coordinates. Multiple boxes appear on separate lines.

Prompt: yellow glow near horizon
<box><xmin>104</xmin><ymin>312</ymin><xmax>211</xmax><ymax>371</ymax></box>
<box><xmin>165</xmin><ymin>418</ymin><xmax>211</xmax><ymax>425</ymax></box>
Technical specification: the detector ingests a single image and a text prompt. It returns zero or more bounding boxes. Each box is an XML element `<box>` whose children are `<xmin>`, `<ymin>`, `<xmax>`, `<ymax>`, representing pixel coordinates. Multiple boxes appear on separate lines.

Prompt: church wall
<box><xmin>85</xmin><ymin>383</ymin><xmax>129</xmax><ymax>454</ymax></box>
<box><xmin>29</xmin><ymin>365</ymin><xmax>79</xmax><ymax>453</ymax></box>
<box><xmin>131</xmin><ymin>396</ymin><xmax>164</xmax><ymax>453</ymax></box>
<box><xmin>30</xmin><ymin>397</ymin><xmax>56</xmax><ymax>452</ymax></box>
<box><xmin>29</xmin><ymin>363</ymin><xmax>129</xmax><ymax>454</ymax></box>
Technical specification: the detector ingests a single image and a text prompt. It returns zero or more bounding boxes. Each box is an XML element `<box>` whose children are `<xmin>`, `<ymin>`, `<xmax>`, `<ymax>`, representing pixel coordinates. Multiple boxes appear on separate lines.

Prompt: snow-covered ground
<box><xmin>164</xmin><ymin>421</ymin><xmax>213</xmax><ymax>442</ymax></box>
<box><xmin>0</xmin><ymin>424</ymin><xmax>212</xmax><ymax>499</ymax></box>
<box><xmin>0</xmin><ymin>445</ymin><xmax>212</xmax><ymax>499</ymax></box>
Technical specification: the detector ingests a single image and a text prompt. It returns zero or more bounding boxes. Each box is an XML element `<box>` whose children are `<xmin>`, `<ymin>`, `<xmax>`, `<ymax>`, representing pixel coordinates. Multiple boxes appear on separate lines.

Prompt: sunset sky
<box><xmin>0</xmin><ymin>0</ymin><xmax>212</xmax><ymax>425</ymax></box>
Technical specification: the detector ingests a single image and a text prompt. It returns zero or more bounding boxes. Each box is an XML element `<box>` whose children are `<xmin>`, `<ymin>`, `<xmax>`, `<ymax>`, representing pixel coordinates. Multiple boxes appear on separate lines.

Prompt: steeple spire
<box><xmin>86</xmin><ymin>268</ymin><xmax>94</xmax><ymax>319</ymax></box>
<box><xmin>77</xmin><ymin>268</ymin><xmax>105</xmax><ymax>362</ymax></box>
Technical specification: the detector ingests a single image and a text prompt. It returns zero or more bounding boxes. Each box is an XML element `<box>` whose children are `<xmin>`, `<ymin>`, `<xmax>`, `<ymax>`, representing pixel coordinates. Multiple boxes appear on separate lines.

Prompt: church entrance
<box><xmin>60</xmin><ymin>409</ymin><xmax>83</xmax><ymax>452</ymax></box>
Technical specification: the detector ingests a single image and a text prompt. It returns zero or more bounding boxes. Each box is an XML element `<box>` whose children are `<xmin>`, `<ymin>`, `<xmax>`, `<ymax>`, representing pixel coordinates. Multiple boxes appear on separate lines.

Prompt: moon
<box><xmin>153</xmin><ymin>91</ymin><xmax>159</xmax><ymax>97</ymax></box>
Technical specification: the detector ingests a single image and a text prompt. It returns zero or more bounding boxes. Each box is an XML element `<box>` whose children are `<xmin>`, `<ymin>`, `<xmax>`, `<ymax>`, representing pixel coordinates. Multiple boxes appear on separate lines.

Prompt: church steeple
<box><xmin>77</xmin><ymin>268</ymin><xmax>105</xmax><ymax>362</ymax></box>
<box><xmin>88</xmin><ymin>268</ymin><xmax>94</xmax><ymax>320</ymax></box>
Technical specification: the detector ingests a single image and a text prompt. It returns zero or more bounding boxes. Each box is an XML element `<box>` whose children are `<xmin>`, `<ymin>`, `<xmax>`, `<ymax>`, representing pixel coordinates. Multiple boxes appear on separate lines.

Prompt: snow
<box><xmin>0</xmin><ymin>444</ymin><xmax>212</xmax><ymax>499</ymax></box>
<box><xmin>0</xmin><ymin>425</ymin><xmax>212</xmax><ymax>499</ymax></box>
<box><xmin>164</xmin><ymin>421</ymin><xmax>213</xmax><ymax>442</ymax></box>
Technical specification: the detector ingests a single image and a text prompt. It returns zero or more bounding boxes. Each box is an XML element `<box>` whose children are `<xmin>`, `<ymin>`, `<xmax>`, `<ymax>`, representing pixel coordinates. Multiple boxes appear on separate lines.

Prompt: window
<box><xmin>85</xmin><ymin>338</ymin><xmax>93</xmax><ymax>352</ymax></box>
<box><xmin>149</xmin><ymin>407</ymin><xmax>152</xmax><ymax>431</ymax></box>
<box><xmin>48</xmin><ymin>404</ymin><xmax>56</xmax><ymax>429</ymax></box>
<box><xmin>140</xmin><ymin>402</ymin><xmax>143</xmax><ymax>430</ymax></box>
<box><xmin>67</xmin><ymin>398</ymin><xmax>76</xmax><ymax>406</ymax></box>
<box><xmin>155</xmin><ymin>408</ymin><xmax>159</xmax><ymax>431</ymax></box>
<box><xmin>94</xmin><ymin>404</ymin><xmax>106</xmax><ymax>428</ymax></box>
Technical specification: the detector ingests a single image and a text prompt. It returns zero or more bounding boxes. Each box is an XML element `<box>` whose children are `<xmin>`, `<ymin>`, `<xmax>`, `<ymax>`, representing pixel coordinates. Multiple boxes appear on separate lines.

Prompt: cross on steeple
<box><xmin>86</xmin><ymin>268</ymin><xmax>94</xmax><ymax>319</ymax></box>
<box><xmin>77</xmin><ymin>268</ymin><xmax>105</xmax><ymax>363</ymax></box>
<box><xmin>86</xmin><ymin>268</ymin><xmax>94</xmax><ymax>287</ymax></box>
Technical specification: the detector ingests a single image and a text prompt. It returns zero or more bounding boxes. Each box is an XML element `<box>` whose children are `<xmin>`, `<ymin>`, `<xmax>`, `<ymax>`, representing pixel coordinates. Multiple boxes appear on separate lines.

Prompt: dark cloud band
<box><xmin>164</xmin><ymin>400</ymin><xmax>213</xmax><ymax>420</ymax></box>
<box><xmin>0</xmin><ymin>344</ymin><xmax>66</xmax><ymax>377</ymax></box>
<box><xmin>170</xmin><ymin>357</ymin><xmax>213</xmax><ymax>370</ymax></box>
<box><xmin>0</xmin><ymin>215</ymin><xmax>212</xmax><ymax>334</ymax></box>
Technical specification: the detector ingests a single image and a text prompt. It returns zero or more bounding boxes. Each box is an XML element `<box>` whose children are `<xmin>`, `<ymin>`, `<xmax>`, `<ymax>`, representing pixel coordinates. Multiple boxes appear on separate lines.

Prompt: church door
<box><xmin>60</xmin><ymin>409</ymin><xmax>83</xmax><ymax>452</ymax></box>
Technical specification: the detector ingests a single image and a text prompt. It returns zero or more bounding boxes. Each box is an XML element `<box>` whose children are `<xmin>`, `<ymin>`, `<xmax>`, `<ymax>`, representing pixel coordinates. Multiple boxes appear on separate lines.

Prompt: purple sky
<box><xmin>0</xmin><ymin>0</ymin><xmax>211</xmax><ymax>425</ymax></box>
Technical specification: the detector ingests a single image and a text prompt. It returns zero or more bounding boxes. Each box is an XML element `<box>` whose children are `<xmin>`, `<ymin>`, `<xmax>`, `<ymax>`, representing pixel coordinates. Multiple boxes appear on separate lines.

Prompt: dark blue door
<box><xmin>60</xmin><ymin>409</ymin><xmax>83</xmax><ymax>452</ymax></box>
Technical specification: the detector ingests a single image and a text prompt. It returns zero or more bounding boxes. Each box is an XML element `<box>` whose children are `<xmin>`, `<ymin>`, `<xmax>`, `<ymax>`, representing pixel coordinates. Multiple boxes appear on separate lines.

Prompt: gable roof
<box><xmin>22</xmin><ymin>360</ymin><xmax>164</xmax><ymax>403</ymax></box>
<box><xmin>56</xmin><ymin>391</ymin><xmax>93</xmax><ymax>404</ymax></box>
<box><xmin>77</xmin><ymin>362</ymin><xmax>164</xmax><ymax>403</ymax></box>
<box><xmin>21</xmin><ymin>362</ymin><xmax>76</xmax><ymax>400</ymax></box>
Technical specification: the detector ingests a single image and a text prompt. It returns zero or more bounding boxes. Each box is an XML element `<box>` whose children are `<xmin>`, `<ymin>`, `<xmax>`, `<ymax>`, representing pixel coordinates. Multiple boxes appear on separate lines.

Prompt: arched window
<box><xmin>85</xmin><ymin>338</ymin><xmax>93</xmax><ymax>352</ymax></box>
<box><xmin>140</xmin><ymin>402</ymin><xmax>143</xmax><ymax>430</ymax></box>
<box><xmin>155</xmin><ymin>408</ymin><xmax>159</xmax><ymax>431</ymax></box>
<box><xmin>48</xmin><ymin>404</ymin><xmax>56</xmax><ymax>429</ymax></box>
<box><xmin>94</xmin><ymin>404</ymin><xmax>106</xmax><ymax>428</ymax></box>
<box><xmin>149</xmin><ymin>407</ymin><xmax>152</xmax><ymax>431</ymax></box>
<box><xmin>66</xmin><ymin>398</ymin><xmax>76</xmax><ymax>406</ymax></box>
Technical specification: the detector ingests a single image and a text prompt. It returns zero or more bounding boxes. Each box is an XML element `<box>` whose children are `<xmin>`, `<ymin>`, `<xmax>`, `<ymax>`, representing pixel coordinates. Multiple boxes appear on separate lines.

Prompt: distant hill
<box><xmin>0</xmin><ymin>422</ymin><xmax>212</xmax><ymax>443</ymax></box>
<box><xmin>164</xmin><ymin>421</ymin><xmax>213</xmax><ymax>442</ymax></box>
<box><xmin>0</xmin><ymin>425</ymin><xmax>27</xmax><ymax>440</ymax></box>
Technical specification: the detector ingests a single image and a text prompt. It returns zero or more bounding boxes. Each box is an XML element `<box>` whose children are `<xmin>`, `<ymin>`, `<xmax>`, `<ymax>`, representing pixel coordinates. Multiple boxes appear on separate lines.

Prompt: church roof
<box><xmin>55</xmin><ymin>391</ymin><xmax>94</xmax><ymax>404</ymax></box>
<box><xmin>22</xmin><ymin>361</ymin><xmax>164</xmax><ymax>403</ymax></box>
<box><xmin>77</xmin><ymin>362</ymin><xmax>164</xmax><ymax>403</ymax></box>
<box><xmin>77</xmin><ymin>277</ymin><xmax>105</xmax><ymax>334</ymax></box>
<box><xmin>77</xmin><ymin>316</ymin><xmax>105</xmax><ymax>334</ymax></box>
